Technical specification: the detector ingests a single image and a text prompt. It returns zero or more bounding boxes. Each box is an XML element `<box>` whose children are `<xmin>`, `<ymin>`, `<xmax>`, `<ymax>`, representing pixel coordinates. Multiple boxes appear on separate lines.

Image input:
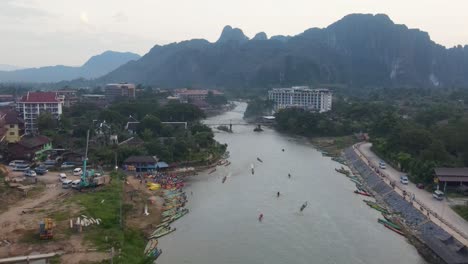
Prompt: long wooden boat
<box><xmin>354</xmin><ymin>190</ymin><xmax>373</xmax><ymax>197</ymax></box>
<box><xmin>378</xmin><ymin>218</ymin><xmax>401</xmax><ymax>230</ymax></box>
<box><xmin>384</xmin><ymin>223</ymin><xmax>405</xmax><ymax>236</ymax></box>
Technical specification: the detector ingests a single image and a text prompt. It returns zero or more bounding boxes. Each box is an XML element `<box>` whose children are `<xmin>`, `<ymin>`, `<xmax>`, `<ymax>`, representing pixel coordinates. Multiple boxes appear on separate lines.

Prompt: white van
<box><xmin>58</xmin><ymin>173</ymin><xmax>67</xmax><ymax>182</ymax></box>
<box><xmin>62</xmin><ymin>179</ymin><xmax>73</xmax><ymax>189</ymax></box>
<box><xmin>433</xmin><ymin>190</ymin><xmax>444</xmax><ymax>200</ymax></box>
<box><xmin>13</xmin><ymin>163</ymin><xmax>30</xmax><ymax>171</ymax></box>
<box><xmin>73</xmin><ymin>168</ymin><xmax>83</xmax><ymax>176</ymax></box>
<box><xmin>9</xmin><ymin>160</ymin><xmax>26</xmax><ymax>167</ymax></box>
<box><xmin>71</xmin><ymin>179</ymin><xmax>81</xmax><ymax>189</ymax></box>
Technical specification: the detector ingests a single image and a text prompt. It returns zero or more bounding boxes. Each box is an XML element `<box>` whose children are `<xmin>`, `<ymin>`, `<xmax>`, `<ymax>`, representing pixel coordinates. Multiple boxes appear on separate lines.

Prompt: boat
<box><xmin>383</xmin><ymin>223</ymin><xmax>405</xmax><ymax>236</ymax></box>
<box><xmin>149</xmin><ymin>248</ymin><xmax>162</xmax><ymax>259</ymax></box>
<box><xmin>350</xmin><ymin>178</ymin><xmax>362</xmax><ymax>185</ymax></box>
<box><xmin>335</xmin><ymin>167</ymin><xmax>351</xmax><ymax>176</ymax></box>
<box><xmin>369</xmin><ymin>204</ymin><xmax>389</xmax><ymax>214</ymax></box>
<box><xmin>169</xmin><ymin>209</ymin><xmax>189</xmax><ymax>223</ymax></box>
<box><xmin>257</xmin><ymin>157</ymin><xmax>263</xmax><ymax>163</ymax></box>
<box><xmin>354</xmin><ymin>190</ymin><xmax>373</xmax><ymax>197</ymax></box>
<box><xmin>208</xmin><ymin>168</ymin><xmax>217</xmax><ymax>174</ymax></box>
<box><xmin>154</xmin><ymin>222</ymin><xmax>170</xmax><ymax>229</ymax></box>
<box><xmin>144</xmin><ymin>239</ymin><xmax>158</xmax><ymax>255</ymax></box>
<box><xmin>378</xmin><ymin>218</ymin><xmax>401</xmax><ymax>230</ymax></box>
<box><xmin>222</xmin><ymin>176</ymin><xmax>227</xmax><ymax>183</ymax></box>
<box><xmin>150</xmin><ymin>227</ymin><xmax>176</xmax><ymax>239</ymax></box>
<box><xmin>251</xmin><ymin>163</ymin><xmax>255</xmax><ymax>175</ymax></box>
<box><xmin>224</xmin><ymin>161</ymin><xmax>231</xmax><ymax>167</ymax></box>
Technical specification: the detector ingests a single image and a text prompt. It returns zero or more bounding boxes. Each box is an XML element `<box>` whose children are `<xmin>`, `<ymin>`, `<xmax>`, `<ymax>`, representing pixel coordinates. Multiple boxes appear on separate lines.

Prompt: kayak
<box><xmin>354</xmin><ymin>190</ymin><xmax>373</xmax><ymax>197</ymax></box>
<box><xmin>378</xmin><ymin>218</ymin><xmax>401</xmax><ymax>230</ymax></box>
<box><xmin>384</xmin><ymin>223</ymin><xmax>405</xmax><ymax>236</ymax></box>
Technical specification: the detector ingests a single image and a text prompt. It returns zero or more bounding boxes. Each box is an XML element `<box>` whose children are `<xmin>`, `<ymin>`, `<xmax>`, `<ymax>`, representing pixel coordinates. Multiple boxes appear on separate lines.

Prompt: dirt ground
<box><xmin>0</xmin><ymin>169</ymin><xmax>163</xmax><ymax>263</ymax></box>
<box><xmin>124</xmin><ymin>175</ymin><xmax>163</xmax><ymax>235</ymax></box>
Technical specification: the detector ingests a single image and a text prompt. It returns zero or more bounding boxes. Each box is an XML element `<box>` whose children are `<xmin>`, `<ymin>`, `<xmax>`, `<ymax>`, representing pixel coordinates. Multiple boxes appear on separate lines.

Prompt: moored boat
<box><xmin>378</xmin><ymin>218</ymin><xmax>402</xmax><ymax>230</ymax></box>
<box><xmin>383</xmin><ymin>223</ymin><xmax>405</xmax><ymax>236</ymax></box>
<box><xmin>354</xmin><ymin>190</ymin><xmax>373</xmax><ymax>197</ymax></box>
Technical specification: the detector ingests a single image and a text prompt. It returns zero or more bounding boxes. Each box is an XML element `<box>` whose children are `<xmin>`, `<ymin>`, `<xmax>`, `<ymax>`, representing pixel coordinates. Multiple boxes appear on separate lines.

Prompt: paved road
<box><xmin>357</xmin><ymin>142</ymin><xmax>468</xmax><ymax>244</ymax></box>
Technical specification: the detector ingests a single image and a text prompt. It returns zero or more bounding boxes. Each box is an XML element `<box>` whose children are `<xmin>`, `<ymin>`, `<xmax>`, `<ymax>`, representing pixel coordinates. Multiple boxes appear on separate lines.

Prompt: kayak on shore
<box><xmin>354</xmin><ymin>190</ymin><xmax>373</xmax><ymax>197</ymax></box>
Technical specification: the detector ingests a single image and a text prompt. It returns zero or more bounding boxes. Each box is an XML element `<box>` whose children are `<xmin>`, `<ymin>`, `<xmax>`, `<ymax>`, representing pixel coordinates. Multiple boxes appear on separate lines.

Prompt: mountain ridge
<box><xmin>0</xmin><ymin>51</ymin><xmax>141</xmax><ymax>83</ymax></box>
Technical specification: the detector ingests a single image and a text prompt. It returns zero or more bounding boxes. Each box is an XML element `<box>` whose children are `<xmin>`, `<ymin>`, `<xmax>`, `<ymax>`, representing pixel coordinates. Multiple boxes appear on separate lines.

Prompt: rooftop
<box><xmin>176</xmin><ymin>89</ymin><xmax>223</xmax><ymax>95</ymax></box>
<box><xmin>20</xmin><ymin>92</ymin><xmax>60</xmax><ymax>103</ymax></box>
<box><xmin>18</xmin><ymin>135</ymin><xmax>50</xmax><ymax>149</ymax></box>
<box><xmin>435</xmin><ymin>168</ymin><xmax>468</xmax><ymax>182</ymax></box>
<box><xmin>124</xmin><ymin>155</ymin><xmax>158</xmax><ymax>164</ymax></box>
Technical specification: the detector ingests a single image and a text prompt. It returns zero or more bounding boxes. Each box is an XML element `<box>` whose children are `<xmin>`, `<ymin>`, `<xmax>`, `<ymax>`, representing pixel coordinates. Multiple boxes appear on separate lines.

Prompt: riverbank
<box><xmin>344</xmin><ymin>145</ymin><xmax>468</xmax><ymax>264</ymax></box>
<box><xmin>310</xmin><ymin>135</ymin><xmax>358</xmax><ymax>157</ymax></box>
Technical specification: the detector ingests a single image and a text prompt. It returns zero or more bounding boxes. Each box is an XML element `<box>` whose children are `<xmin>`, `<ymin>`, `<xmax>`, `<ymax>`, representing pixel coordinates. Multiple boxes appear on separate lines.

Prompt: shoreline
<box><xmin>343</xmin><ymin>144</ymin><xmax>468</xmax><ymax>264</ymax></box>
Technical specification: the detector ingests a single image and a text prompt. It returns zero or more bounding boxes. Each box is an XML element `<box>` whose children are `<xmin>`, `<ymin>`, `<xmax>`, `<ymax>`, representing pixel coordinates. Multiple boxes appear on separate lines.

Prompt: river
<box><xmin>158</xmin><ymin>102</ymin><xmax>426</xmax><ymax>264</ymax></box>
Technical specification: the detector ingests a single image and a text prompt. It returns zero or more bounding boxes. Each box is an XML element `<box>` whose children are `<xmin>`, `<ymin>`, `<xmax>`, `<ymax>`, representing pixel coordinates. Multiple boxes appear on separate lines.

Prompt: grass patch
<box><xmin>453</xmin><ymin>205</ymin><xmax>468</xmax><ymax>221</ymax></box>
<box><xmin>49</xmin><ymin>210</ymin><xmax>70</xmax><ymax>222</ymax></box>
<box><xmin>67</xmin><ymin>172</ymin><xmax>153</xmax><ymax>263</ymax></box>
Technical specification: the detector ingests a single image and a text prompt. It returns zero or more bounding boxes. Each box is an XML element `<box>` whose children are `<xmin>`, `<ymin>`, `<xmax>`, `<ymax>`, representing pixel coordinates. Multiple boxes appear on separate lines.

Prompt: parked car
<box><xmin>9</xmin><ymin>160</ymin><xmax>27</xmax><ymax>167</ymax></box>
<box><xmin>13</xmin><ymin>163</ymin><xmax>30</xmax><ymax>171</ymax></box>
<box><xmin>416</xmin><ymin>183</ymin><xmax>425</xmax><ymax>189</ymax></box>
<box><xmin>379</xmin><ymin>163</ymin><xmax>386</xmax><ymax>169</ymax></box>
<box><xmin>62</xmin><ymin>179</ymin><xmax>73</xmax><ymax>189</ymax></box>
<box><xmin>24</xmin><ymin>170</ymin><xmax>37</xmax><ymax>177</ymax></box>
<box><xmin>34</xmin><ymin>166</ymin><xmax>48</xmax><ymax>175</ymax></box>
<box><xmin>61</xmin><ymin>162</ymin><xmax>75</xmax><ymax>169</ymax></box>
<box><xmin>433</xmin><ymin>190</ymin><xmax>444</xmax><ymax>200</ymax></box>
<box><xmin>71</xmin><ymin>179</ymin><xmax>81</xmax><ymax>189</ymax></box>
<box><xmin>43</xmin><ymin>160</ymin><xmax>57</xmax><ymax>168</ymax></box>
<box><xmin>400</xmin><ymin>175</ymin><xmax>409</xmax><ymax>184</ymax></box>
<box><xmin>73</xmin><ymin>168</ymin><xmax>83</xmax><ymax>176</ymax></box>
<box><xmin>58</xmin><ymin>173</ymin><xmax>67</xmax><ymax>182</ymax></box>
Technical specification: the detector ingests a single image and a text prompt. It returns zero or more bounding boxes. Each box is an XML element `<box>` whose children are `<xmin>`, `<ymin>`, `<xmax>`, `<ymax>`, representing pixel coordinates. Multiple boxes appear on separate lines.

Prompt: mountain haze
<box><xmin>0</xmin><ymin>51</ymin><xmax>140</xmax><ymax>83</ymax></box>
<box><xmin>99</xmin><ymin>14</ymin><xmax>468</xmax><ymax>89</ymax></box>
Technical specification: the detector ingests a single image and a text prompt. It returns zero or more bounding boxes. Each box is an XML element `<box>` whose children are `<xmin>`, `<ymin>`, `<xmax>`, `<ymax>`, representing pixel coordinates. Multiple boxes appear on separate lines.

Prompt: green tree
<box><xmin>38</xmin><ymin>112</ymin><xmax>56</xmax><ymax>131</ymax></box>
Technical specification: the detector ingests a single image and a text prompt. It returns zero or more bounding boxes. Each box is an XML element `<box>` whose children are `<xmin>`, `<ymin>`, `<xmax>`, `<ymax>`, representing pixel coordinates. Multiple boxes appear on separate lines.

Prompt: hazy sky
<box><xmin>1</xmin><ymin>0</ymin><xmax>468</xmax><ymax>68</ymax></box>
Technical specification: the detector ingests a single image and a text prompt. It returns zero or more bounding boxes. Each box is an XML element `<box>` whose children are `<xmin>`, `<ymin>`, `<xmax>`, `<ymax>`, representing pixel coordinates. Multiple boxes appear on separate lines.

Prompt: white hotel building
<box><xmin>268</xmin><ymin>86</ymin><xmax>332</xmax><ymax>112</ymax></box>
<box><xmin>17</xmin><ymin>92</ymin><xmax>64</xmax><ymax>135</ymax></box>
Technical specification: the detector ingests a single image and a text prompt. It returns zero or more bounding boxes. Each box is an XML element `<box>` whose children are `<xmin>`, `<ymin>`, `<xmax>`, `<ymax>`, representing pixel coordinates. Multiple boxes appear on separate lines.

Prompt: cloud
<box><xmin>113</xmin><ymin>11</ymin><xmax>128</xmax><ymax>23</ymax></box>
<box><xmin>0</xmin><ymin>0</ymin><xmax>52</xmax><ymax>20</ymax></box>
<box><xmin>80</xmin><ymin>11</ymin><xmax>90</xmax><ymax>24</ymax></box>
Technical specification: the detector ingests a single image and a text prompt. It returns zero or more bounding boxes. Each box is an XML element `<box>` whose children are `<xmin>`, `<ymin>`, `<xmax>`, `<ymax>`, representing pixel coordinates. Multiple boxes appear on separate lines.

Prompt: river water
<box><xmin>158</xmin><ymin>102</ymin><xmax>426</xmax><ymax>264</ymax></box>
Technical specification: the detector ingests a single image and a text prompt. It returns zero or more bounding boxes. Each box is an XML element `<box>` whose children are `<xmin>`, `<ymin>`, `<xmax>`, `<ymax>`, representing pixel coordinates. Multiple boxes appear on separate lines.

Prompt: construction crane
<box><xmin>79</xmin><ymin>130</ymin><xmax>109</xmax><ymax>189</ymax></box>
<box><xmin>80</xmin><ymin>130</ymin><xmax>96</xmax><ymax>188</ymax></box>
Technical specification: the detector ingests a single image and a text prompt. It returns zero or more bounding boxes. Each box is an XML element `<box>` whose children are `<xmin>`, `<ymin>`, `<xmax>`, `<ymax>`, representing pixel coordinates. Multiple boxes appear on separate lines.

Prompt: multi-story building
<box><xmin>56</xmin><ymin>89</ymin><xmax>78</xmax><ymax>107</ymax></box>
<box><xmin>16</xmin><ymin>92</ymin><xmax>64</xmax><ymax>135</ymax></box>
<box><xmin>0</xmin><ymin>109</ymin><xmax>24</xmax><ymax>143</ymax></box>
<box><xmin>105</xmin><ymin>83</ymin><xmax>136</xmax><ymax>101</ymax></box>
<box><xmin>174</xmin><ymin>89</ymin><xmax>224</xmax><ymax>103</ymax></box>
<box><xmin>268</xmin><ymin>86</ymin><xmax>332</xmax><ymax>112</ymax></box>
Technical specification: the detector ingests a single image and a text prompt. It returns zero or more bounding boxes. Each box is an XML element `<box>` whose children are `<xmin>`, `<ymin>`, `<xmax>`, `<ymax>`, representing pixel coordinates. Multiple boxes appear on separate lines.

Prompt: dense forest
<box><xmin>271</xmin><ymin>87</ymin><xmax>468</xmax><ymax>184</ymax></box>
